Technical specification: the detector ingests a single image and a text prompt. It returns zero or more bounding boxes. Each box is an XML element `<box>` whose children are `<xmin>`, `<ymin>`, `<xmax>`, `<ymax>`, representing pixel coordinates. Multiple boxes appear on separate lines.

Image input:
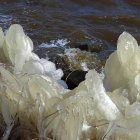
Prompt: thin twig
<box><xmin>42</xmin><ymin>111</ymin><xmax>58</xmax><ymax>122</ymax></box>
<box><xmin>1</xmin><ymin>118</ymin><xmax>15</xmax><ymax>140</ymax></box>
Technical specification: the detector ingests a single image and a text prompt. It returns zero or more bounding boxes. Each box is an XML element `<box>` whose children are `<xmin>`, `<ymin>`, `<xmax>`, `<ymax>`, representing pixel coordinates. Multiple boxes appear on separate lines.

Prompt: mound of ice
<box><xmin>0</xmin><ymin>24</ymin><xmax>64</xmax><ymax>82</ymax></box>
<box><xmin>105</xmin><ymin>31</ymin><xmax>140</xmax><ymax>102</ymax></box>
<box><xmin>0</xmin><ymin>24</ymin><xmax>140</xmax><ymax>140</ymax></box>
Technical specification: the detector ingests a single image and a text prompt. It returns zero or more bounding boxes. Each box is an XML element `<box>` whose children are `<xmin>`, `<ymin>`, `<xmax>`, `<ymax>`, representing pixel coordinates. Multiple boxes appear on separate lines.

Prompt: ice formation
<box><xmin>0</xmin><ymin>24</ymin><xmax>140</xmax><ymax>140</ymax></box>
<box><xmin>0</xmin><ymin>24</ymin><xmax>64</xmax><ymax>81</ymax></box>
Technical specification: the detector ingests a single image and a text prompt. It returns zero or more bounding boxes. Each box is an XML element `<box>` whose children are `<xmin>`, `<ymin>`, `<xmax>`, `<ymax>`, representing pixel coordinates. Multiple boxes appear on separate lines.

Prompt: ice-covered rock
<box><xmin>44</xmin><ymin>86</ymin><xmax>98</xmax><ymax>140</ymax></box>
<box><xmin>0</xmin><ymin>25</ymin><xmax>140</xmax><ymax>140</ymax></box>
<box><xmin>107</xmin><ymin>91</ymin><xmax>130</xmax><ymax>113</ymax></box>
<box><xmin>0</xmin><ymin>65</ymin><xmax>68</xmax><ymax>126</ymax></box>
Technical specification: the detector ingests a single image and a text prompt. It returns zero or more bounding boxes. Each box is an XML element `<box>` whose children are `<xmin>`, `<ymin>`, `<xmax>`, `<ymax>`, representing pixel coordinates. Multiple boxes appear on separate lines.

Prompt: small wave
<box><xmin>38</xmin><ymin>39</ymin><xmax>70</xmax><ymax>49</ymax></box>
<box><xmin>0</xmin><ymin>14</ymin><xmax>12</xmax><ymax>23</ymax></box>
<box><xmin>0</xmin><ymin>14</ymin><xmax>12</xmax><ymax>29</ymax></box>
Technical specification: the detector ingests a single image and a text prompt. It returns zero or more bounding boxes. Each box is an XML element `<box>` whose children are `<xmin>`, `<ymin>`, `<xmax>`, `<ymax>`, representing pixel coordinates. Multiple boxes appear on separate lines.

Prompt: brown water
<box><xmin>0</xmin><ymin>0</ymin><xmax>140</xmax><ymax>62</ymax></box>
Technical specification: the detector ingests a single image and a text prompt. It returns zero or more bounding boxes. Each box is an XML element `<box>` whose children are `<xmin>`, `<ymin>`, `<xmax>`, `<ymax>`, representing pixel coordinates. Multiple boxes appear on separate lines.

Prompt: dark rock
<box><xmin>63</xmin><ymin>70</ymin><xmax>87</xmax><ymax>90</ymax></box>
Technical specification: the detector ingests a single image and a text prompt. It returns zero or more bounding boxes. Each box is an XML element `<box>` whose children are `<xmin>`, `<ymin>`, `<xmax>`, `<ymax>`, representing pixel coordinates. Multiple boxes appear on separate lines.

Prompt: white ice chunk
<box><xmin>55</xmin><ymin>69</ymin><xmax>63</xmax><ymax>80</ymax></box>
<box><xmin>40</xmin><ymin>59</ymin><xmax>63</xmax><ymax>80</ymax></box>
<box><xmin>0</xmin><ymin>27</ymin><xmax>4</xmax><ymax>48</ymax></box>
<box><xmin>85</xmin><ymin>70</ymin><xmax>122</xmax><ymax>120</ymax></box>
<box><xmin>4</xmin><ymin>24</ymin><xmax>33</xmax><ymax>73</ymax></box>
<box><xmin>135</xmin><ymin>72</ymin><xmax>140</xmax><ymax>92</ymax></box>
<box><xmin>57</xmin><ymin>80</ymin><xmax>68</xmax><ymax>89</ymax></box>
<box><xmin>117</xmin><ymin>31</ymin><xmax>139</xmax><ymax>65</ymax></box>
<box><xmin>22</xmin><ymin>60</ymin><xmax>44</xmax><ymax>75</ymax></box>
<box><xmin>27</xmin><ymin>52</ymin><xmax>40</xmax><ymax>61</ymax></box>
<box><xmin>0</xmin><ymin>27</ymin><xmax>7</xmax><ymax>62</ymax></box>
<box><xmin>81</xmin><ymin>62</ymin><xmax>89</xmax><ymax>71</ymax></box>
<box><xmin>40</xmin><ymin>58</ymin><xmax>56</xmax><ymax>72</ymax></box>
<box><xmin>104</xmin><ymin>51</ymin><xmax>128</xmax><ymax>91</ymax></box>
<box><xmin>125</xmin><ymin>102</ymin><xmax>140</xmax><ymax>118</ymax></box>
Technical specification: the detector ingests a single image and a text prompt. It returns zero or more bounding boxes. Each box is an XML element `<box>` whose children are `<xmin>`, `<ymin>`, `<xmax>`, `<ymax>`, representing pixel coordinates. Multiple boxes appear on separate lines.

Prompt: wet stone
<box><xmin>63</xmin><ymin>70</ymin><xmax>87</xmax><ymax>90</ymax></box>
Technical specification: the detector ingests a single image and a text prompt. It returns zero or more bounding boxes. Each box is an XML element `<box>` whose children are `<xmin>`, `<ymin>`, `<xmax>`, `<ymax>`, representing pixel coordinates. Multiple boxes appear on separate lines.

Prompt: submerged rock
<box><xmin>64</xmin><ymin>48</ymin><xmax>104</xmax><ymax>72</ymax></box>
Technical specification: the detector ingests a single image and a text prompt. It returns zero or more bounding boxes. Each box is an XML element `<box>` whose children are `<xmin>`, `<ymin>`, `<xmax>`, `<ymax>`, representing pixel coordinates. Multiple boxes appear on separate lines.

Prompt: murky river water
<box><xmin>0</xmin><ymin>0</ymin><xmax>140</xmax><ymax>70</ymax></box>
